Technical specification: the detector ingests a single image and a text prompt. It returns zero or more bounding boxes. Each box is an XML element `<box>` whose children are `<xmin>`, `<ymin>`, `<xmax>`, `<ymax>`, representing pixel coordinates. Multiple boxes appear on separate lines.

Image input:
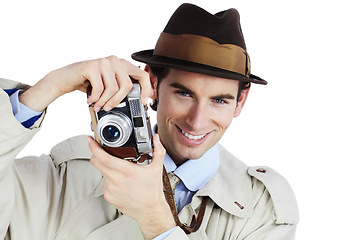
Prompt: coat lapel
<box><xmin>192</xmin><ymin>145</ymin><xmax>254</xmax><ymax>218</ymax></box>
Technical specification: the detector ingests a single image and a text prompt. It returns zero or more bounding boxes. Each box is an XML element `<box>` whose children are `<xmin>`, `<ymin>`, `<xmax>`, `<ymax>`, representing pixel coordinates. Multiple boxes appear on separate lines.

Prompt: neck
<box><xmin>167</xmin><ymin>151</ymin><xmax>188</xmax><ymax>167</ymax></box>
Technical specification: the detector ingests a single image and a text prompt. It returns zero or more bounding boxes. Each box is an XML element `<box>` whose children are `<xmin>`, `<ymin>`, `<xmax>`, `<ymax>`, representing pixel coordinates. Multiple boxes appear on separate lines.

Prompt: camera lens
<box><xmin>97</xmin><ymin>112</ymin><xmax>133</xmax><ymax>147</ymax></box>
<box><xmin>102</xmin><ymin>125</ymin><xmax>120</xmax><ymax>142</ymax></box>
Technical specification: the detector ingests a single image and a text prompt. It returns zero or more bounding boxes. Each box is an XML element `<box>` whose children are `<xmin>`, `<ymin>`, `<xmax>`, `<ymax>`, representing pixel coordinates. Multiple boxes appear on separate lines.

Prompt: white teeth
<box><xmin>181</xmin><ymin>130</ymin><xmax>206</xmax><ymax>140</ymax></box>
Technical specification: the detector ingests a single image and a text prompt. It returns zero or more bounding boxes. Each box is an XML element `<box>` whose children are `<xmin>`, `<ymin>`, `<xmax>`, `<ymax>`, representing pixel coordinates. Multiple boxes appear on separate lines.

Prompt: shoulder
<box><xmin>218</xmin><ymin>145</ymin><xmax>299</xmax><ymax>225</ymax></box>
<box><xmin>50</xmin><ymin>135</ymin><xmax>93</xmax><ymax>166</ymax></box>
<box><xmin>14</xmin><ymin>136</ymin><xmax>94</xmax><ymax>172</ymax></box>
<box><xmin>49</xmin><ymin>135</ymin><xmax>101</xmax><ymax>184</ymax></box>
<box><xmin>248</xmin><ymin>166</ymin><xmax>299</xmax><ymax>225</ymax></box>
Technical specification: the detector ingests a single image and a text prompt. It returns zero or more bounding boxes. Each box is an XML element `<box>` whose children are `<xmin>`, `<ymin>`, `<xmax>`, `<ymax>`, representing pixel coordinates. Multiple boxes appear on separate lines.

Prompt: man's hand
<box><xmin>89</xmin><ymin>134</ymin><xmax>176</xmax><ymax>239</ymax></box>
<box><xmin>19</xmin><ymin>56</ymin><xmax>153</xmax><ymax>112</ymax></box>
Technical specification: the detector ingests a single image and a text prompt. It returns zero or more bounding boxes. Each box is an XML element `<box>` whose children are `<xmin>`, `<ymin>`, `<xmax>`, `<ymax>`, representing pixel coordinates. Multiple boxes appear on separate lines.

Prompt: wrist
<box><xmin>19</xmin><ymin>72</ymin><xmax>62</xmax><ymax>112</ymax></box>
<box><xmin>138</xmin><ymin>201</ymin><xmax>176</xmax><ymax>240</ymax></box>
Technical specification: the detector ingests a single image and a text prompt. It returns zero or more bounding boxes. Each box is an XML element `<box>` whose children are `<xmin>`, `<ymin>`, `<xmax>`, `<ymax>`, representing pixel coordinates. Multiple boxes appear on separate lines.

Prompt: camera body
<box><xmin>89</xmin><ymin>84</ymin><xmax>152</xmax><ymax>162</ymax></box>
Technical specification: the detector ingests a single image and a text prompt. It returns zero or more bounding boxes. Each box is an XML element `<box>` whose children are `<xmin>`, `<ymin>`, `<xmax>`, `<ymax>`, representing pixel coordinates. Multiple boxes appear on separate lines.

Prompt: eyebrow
<box><xmin>170</xmin><ymin>83</ymin><xmax>235</xmax><ymax>100</ymax></box>
<box><xmin>210</xmin><ymin>94</ymin><xmax>235</xmax><ymax>100</ymax></box>
<box><xmin>170</xmin><ymin>82</ymin><xmax>195</xmax><ymax>94</ymax></box>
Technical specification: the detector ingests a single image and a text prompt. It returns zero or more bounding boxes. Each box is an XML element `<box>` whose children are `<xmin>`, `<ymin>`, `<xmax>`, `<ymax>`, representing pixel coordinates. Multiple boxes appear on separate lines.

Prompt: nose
<box><xmin>184</xmin><ymin>102</ymin><xmax>208</xmax><ymax>131</ymax></box>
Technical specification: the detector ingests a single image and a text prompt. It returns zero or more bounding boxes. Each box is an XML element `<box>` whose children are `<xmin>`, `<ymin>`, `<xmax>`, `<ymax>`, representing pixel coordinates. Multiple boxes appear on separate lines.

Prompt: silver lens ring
<box><xmin>97</xmin><ymin>112</ymin><xmax>133</xmax><ymax>147</ymax></box>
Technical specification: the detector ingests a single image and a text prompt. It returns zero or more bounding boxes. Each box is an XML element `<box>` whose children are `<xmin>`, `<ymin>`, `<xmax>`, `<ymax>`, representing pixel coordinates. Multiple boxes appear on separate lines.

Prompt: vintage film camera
<box><xmin>89</xmin><ymin>84</ymin><xmax>153</xmax><ymax>163</ymax></box>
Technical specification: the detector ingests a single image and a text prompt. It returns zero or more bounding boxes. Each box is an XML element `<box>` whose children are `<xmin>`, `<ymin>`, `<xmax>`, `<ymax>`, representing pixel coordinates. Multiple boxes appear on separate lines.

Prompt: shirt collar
<box><xmin>153</xmin><ymin>124</ymin><xmax>220</xmax><ymax>192</ymax></box>
<box><xmin>163</xmin><ymin>144</ymin><xmax>220</xmax><ymax>192</ymax></box>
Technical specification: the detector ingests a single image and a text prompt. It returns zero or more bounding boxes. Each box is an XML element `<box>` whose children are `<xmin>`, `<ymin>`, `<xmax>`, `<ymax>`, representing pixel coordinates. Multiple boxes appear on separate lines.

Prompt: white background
<box><xmin>1</xmin><ymin>0</ymin><xmax>359</xmax><ymax>239</ymax></box>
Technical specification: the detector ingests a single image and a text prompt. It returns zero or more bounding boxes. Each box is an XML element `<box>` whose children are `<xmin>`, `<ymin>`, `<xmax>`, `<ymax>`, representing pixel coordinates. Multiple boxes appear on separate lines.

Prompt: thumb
<box><xmin>150</xmin><ymin>134</ymin><xmax>166</xmax><ymax>167</ymax></box>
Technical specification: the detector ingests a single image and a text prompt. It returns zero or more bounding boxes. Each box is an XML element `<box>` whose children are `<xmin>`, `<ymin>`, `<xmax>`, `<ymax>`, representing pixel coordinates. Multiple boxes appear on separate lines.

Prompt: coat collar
<box><xmin>192</xmin><ymin>145</ymin><xmax>254</xmax><ymax>218</ymax></box>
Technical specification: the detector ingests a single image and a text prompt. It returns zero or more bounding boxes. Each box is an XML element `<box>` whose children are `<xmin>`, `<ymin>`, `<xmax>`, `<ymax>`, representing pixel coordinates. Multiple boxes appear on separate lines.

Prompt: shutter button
<box><xmin>256</xmin><ymin>168</ymin><xmax>266</xmax><ymax>173</ymax></box>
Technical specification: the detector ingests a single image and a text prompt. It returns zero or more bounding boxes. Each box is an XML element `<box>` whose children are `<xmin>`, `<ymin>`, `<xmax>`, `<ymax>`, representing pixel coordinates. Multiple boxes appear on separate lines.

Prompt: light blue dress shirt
<box><xmin>162</xmin><ymin>145</ymin><xmax>220</xmax><ymax>212</ymax></box>
<box><xmin>153</xmin><ymin>146</ymin><xmax>219</xmax><ymax>239</ymax></box>
<box><xmin>8</xmin><ymin>89</ymin><xmax>42</xmax><ymax>123</ymax></box>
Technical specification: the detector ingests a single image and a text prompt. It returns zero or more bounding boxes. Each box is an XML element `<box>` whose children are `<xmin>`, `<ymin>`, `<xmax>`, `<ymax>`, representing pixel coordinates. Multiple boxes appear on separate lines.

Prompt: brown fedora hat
<box><xmin>132</xmin><ymin>3</ymin><xmax>267</xmax><ymax>85</ymax></box>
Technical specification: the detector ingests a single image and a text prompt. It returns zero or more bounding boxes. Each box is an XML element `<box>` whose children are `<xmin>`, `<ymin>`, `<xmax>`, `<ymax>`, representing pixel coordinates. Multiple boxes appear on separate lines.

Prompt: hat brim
<box><xmin>132</xmin><ymin>50</ymin><xmax>267</xmax><ymax>85</ymax></box>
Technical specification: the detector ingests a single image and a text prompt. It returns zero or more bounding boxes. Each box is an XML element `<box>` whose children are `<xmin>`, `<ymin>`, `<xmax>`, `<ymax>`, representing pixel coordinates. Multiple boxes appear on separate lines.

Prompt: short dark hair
<box><xmin>149</xmin><ymin>66</ymin><xmax>250</xmax><ymax>111</ymax></box>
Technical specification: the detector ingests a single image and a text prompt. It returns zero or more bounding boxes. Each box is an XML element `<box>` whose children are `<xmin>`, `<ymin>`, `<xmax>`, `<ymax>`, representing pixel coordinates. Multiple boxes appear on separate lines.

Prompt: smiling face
<box><xmin>149</xmin><ymin>68</ymin><xmax>249</xmax><ymax>166</ymax></box>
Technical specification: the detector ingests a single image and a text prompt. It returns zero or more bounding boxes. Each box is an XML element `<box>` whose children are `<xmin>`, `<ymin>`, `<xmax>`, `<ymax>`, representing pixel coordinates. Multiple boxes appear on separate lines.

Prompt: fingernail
<box><xmin>94</xmin><ymin>107</ymin><xmax>101</xmax><ymax>112</ymax></box>
<box><xmin>88</xmin><ymin>136</ymin><xmax>92</xmax><ymax>143</ymax></box>
<box><xmin>104</xmin><ymin>106</ymin><xmax>112</xmax><ymax>111</ymax></box>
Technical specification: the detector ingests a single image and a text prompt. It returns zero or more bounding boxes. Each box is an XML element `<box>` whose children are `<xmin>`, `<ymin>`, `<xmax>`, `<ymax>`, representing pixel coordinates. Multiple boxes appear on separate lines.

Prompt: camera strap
<box><xmin>162</xmin><ymin>166</ymin><xmax>208</xmax><ymax>234</ymax></box>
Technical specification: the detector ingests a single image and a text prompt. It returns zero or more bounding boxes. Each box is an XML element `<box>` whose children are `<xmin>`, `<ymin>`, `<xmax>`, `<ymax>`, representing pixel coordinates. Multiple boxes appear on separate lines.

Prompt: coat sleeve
<box><xmin>246</xmin><ymin>166</ymin><xmax>299</xmax><ymax>240</ymax></box>
<box><xmin>0</xmin><ymin>78</ymin><xmax>45</xmax><ymax>239</ymax></box>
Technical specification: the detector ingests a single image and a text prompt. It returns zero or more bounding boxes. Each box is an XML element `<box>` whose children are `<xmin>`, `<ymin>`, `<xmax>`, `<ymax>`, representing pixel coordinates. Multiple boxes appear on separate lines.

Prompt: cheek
<box><xmin>215</xmin><ymin>115</ymin><xmax>233</xmax><ymax>131</ymax></box>
<box><xmin>209</xmin><ymin>107</ymin><xmax>236</xmax><ymax>130</ymax></box>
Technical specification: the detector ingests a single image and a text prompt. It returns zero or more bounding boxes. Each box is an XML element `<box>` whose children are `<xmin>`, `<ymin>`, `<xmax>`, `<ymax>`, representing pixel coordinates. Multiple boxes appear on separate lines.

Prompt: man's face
<box><xmin>153</xmin><ymin>69</ymin><xmax>249</xmax><ymax>166</ymax></box>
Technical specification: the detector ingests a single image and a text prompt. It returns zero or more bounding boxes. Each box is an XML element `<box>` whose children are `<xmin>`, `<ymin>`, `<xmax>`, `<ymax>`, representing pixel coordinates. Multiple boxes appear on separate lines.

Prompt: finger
<box><xmin>88</xmin><ymin>136</ymin><xmax>107</xmax><ymax>170</ymax></box>
<box><xmin>93</xmin><ymin>73</ymin><xmax>120</xmax><ymax>111</ymax></box>
<box><xmin>88</xmin><ymin>136</ymin><xmax>118</xmax><ymax>171</ymax></box>
<box><xmin>102</xmin><ymin>73</ymin><xmax>133</xmax><ymax>111</ymax></box>
<box><xmin>120</xmin><ymin>60</ymin><xmax>154</xmax><ymax>105</ymax></box>
<box><xmin>131</xmin><ymin>71</ymin><xmax>153</xmax><ymax>106</ymax></box>
<box><xmin>88</xmin><ymin>136</ymin><xmax>132</xmax><ymax>172</ymax></box>
<box><xmin>87</xmin><ymin>56</ymin><xmax>119</xmax><ymax>110</ymax></box>
<box><xmin>87</xmin><ymin>73</ymin><xmax>104</xmax><ymax>106</ymax></box>
<box><xmin>149</xmin><ymin>134</ymin><xmax>166</xmax><ymax>167</ymax></box>
<box><xmin>77</xmin><ymin>80</ymin><xmax>91</xmax><ymax>94</ymax></box>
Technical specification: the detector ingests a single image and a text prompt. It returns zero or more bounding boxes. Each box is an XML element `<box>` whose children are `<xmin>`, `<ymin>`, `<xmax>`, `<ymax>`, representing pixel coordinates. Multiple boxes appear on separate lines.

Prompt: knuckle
<box><xmin>122</xmin><ymin>80</ymin><xmax>133</xmax><ymax>90</ymax></box>
<box><xmin>118</xmin><ymin>58</ymin><xmax>129</xmax><ymax>65</ymax></box>
<box><xmin>105</xmin><ymin>86</ymin><xmax>118</xmax><ymax>96</ymax></box>
<box><xmin>111</xmin><ymin>83</ymin><xmax>120</xmax><ymax>92</ymax></box>
<box><xmin>107</xmin><ymin>55</ymin><xmax>118</xmax><ymax>61</ymax></box>
<box><xmin>98</xmin><ymin>156</ymin><xmax>108</xmax><ymax>165</ymax></box>
<box><xmin>92</xmin><ymin>84</ymin><xmax>104</xmax><ymax>95</ymax></box>
<box><xmin>103</xmin><ymin>190</ymin><xmax>112</xmax><ymax>203</ymax></box>
<box><xmin>101</xmin><ymin>58</ymin><xmax>112</xmax><ymax>68</ymax></box>
<box><xmin>155</xmin><ymin>146</ymin><xmax>166</xmax><ymax>157</ymax></box>
<box><xmin>86</xmin><ymin>59</ymin><xmax>99</xmax><ymax>69</ymax></box>
<box><xmin>159</xmin><ymin>148</ymin><xmax>166</xmax><ymax>156</ymax></box>
<box><xmin>113</xmin><ymin>177</ymin><xmax>123</xmax><ymax>187</ymax></box>
<box><xmin>107</xmin><ymin>55</ymin><xmax>121</xmax><ymax>66</ymax></box>
<box><xmin>140</xmin><ymin>71</ymin><xmax>150</xmax><ymax>80</ymax></box>
<box><xmin>89</xmin><ymin>156</ymin><xmax>96</xmax><ymax>165</ymax></box>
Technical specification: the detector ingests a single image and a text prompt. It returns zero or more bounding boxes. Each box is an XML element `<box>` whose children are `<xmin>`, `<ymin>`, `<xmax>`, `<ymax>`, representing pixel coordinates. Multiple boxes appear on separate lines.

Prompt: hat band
<box><xmin>154</xmin><ymin>32</ymin><xmax>251</xmax><ymax>77</ymax></box>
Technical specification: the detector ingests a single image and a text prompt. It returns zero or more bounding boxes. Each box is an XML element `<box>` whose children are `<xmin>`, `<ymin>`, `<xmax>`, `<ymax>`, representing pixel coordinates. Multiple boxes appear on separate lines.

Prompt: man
<box><xmin>0</xmin><ymin>3</ymin><xmax>298</xmax><ymax>240</ymax></box>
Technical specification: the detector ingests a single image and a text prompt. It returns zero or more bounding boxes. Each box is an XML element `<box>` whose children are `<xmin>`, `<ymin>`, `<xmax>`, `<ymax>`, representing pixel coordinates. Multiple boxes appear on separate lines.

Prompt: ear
<box><xmin>144</xmin><ymin>65</ymin><xmax>158</xmax><ymax>100</ymax></box>
<box><xmin>233</xmin><ymin>87</ymin><xmax>250</xmax><ymax>117</ymax></box>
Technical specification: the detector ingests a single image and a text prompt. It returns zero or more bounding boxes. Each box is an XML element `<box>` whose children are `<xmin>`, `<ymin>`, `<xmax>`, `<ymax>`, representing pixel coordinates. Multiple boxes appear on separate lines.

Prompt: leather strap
<box><xmin>162</xmin><ymin>166</ymin><xmax>208</xmax><ymax>234</ymax></box>
<box><xmin>103</xmin><ymin>146</ymin><xmax>138</xmax><ymax>159</ymax></box>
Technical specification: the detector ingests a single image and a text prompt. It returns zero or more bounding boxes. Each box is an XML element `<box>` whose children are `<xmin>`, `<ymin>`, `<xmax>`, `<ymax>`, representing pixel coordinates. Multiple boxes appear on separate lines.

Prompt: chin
<box><xmin>179</xmin><ymin>146</ymin><xmax>209</xmax><ymax>160</ymax></box>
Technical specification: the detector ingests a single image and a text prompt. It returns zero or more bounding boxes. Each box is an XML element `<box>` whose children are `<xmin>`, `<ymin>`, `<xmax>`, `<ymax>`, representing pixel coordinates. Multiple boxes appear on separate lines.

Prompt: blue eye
<box><xmin>214</xmin><ymin>99</ymin><xmax>227</xmax><ymax>104</ymax></box>
<box><xmin>176</xmin><ymin>91</ymin><xmax>191</xmax><ymax>97</ymax></box>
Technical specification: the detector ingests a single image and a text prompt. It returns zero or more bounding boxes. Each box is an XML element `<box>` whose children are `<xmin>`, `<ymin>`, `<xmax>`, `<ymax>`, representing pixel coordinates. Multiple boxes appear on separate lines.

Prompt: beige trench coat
<box><xmin>0</xmin><ymin>78</ymin><xmax>299</xmax><ymax>240</ymax></box>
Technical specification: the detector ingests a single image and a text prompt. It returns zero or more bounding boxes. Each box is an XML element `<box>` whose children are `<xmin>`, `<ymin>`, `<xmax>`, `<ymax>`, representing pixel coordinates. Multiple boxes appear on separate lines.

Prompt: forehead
<box><xmin>162</xmin><ymin>69</ymin><xmax>239</xmax><ymax>95</ymax></box>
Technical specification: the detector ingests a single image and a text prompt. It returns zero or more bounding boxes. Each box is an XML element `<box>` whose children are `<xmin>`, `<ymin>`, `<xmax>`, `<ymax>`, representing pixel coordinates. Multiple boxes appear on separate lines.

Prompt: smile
<box><xmin>181</xmin><ymin>129</ymin><xmax>207</xmax><ymax>140</ymax></box>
